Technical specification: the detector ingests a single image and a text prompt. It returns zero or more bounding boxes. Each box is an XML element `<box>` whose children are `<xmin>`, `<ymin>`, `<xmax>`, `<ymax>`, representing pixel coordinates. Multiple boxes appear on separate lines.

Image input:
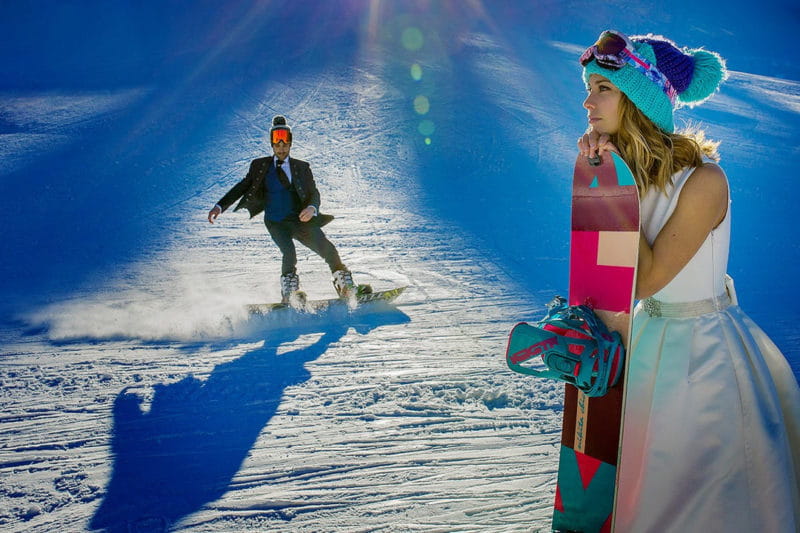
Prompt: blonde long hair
<box><xmin>611</xmin><ymin>95</ymin><xmax>720</xmax><ymax>195</ymax></box>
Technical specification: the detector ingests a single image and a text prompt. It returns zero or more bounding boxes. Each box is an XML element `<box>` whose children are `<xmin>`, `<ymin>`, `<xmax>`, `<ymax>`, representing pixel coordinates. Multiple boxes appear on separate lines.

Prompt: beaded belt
<box><xmin>641</xmin><ymin>291</ymin><xmax>732</xmax><ymax>318</ymax></box>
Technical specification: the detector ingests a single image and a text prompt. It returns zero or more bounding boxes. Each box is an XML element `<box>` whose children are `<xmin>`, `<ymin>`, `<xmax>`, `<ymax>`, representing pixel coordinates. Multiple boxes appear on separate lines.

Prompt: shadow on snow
<box><xmin>90</xmin><ymin>304</ymin><xmax>410</xmax><ymax>532</ymax></box>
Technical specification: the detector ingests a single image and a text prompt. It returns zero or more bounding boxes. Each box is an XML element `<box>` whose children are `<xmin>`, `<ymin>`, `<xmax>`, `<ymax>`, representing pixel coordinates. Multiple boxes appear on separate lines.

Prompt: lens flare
<box><xmin>413</xmin><ymin>95</ymin><xmax>430</xmax><ymax>115</ymax></box>
<box><xmin>410</xmin><ymin>63</ymin><xmax>423</xmax><ymax>81</ymax></box>
<box><xmin>418</xmin><ymin>120</ymin><xmax>435</xmax><ymax>136</ymax></box>
<box><xmin>401</xmin><ymin>27</ymin><xmax>424</xmax><ymax>51</ymax></box>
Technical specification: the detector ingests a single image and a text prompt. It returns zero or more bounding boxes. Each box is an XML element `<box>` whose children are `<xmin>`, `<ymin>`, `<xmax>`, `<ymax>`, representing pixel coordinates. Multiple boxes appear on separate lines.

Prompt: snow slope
<box><xmin>1</xmin><ymin>1</ymin><xmax>798</xmax><ymax>531</ymax></box>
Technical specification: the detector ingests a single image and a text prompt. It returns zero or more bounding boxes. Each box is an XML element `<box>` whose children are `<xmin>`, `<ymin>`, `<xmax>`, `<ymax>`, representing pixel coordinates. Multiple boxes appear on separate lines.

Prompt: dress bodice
<box><xmin>640</xmin><ymin>165</ymin><xmax>731</xmax><ymax>303</ymax></box>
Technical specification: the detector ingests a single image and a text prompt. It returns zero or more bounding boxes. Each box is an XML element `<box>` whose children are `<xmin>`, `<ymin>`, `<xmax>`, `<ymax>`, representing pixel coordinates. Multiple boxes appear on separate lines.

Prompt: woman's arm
<box><xmin>636</xmin><ymin>163</ymin><xmax>729</xmax><ymax>299</ymax></box>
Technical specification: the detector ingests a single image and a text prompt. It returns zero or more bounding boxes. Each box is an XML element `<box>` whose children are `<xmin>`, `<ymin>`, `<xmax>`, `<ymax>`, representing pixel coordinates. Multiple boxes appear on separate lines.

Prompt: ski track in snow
<box><xmin>1</xmin><ymin>63</ymin><xmax>563</xmax><ymax>532</ymax></box>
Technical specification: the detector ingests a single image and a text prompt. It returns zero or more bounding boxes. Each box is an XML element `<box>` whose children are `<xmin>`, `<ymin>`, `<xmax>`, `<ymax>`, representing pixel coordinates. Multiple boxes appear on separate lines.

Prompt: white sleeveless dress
<box><xmin>614</xmin><ymin>166</ymin><xmax>800</xmax><ymax>533</ymax></box>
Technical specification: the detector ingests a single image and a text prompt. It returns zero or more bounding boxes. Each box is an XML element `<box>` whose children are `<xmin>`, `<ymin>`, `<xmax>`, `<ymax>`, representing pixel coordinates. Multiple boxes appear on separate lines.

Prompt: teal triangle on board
<box><xmin>616</xmin><ymin>168</ymin><xmax>636</xmax><ymax>186</ymax></box>
<box><xmin>611</xmin><ymin>152</ymin><xmax>637</xmax><ymax>186</ymax></box>
<box><xmin>589</xmin><ymin>176</ymin><xmax>599</xmax><ymax>188</ymax></box>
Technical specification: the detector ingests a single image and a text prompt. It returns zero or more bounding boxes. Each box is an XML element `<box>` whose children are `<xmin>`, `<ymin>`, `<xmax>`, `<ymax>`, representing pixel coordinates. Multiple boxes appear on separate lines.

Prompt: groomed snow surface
<box><xmin>2</xmin><ymin>206</ymin><xmax>564</xmax><ymax>532</ymax></box>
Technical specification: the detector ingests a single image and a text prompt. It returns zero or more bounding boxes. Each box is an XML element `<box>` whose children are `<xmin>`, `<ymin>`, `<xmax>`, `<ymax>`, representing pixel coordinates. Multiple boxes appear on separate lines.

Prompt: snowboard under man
<box><xmin>208</xmin><ymin>115</ymin><xmax>367</xmax><ymax>303</ymax></box>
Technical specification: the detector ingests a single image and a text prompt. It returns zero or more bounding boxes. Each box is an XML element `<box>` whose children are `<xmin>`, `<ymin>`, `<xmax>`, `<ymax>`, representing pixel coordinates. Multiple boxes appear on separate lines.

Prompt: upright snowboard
<box><xmin>553</xmin><ymin>152</ymin><xmax>639</xmax><ymax>532</ymax></box>
<box><xmin>247</xmin><ymin>286</ymin><xmax>406</xmax><ymax>314</ymax></box>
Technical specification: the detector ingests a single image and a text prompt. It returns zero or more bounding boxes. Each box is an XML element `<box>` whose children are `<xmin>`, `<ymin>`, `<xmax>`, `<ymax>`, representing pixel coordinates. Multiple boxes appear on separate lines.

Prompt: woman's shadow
<box><xmin>90</xmin><ymin>306</ymin><xmax>409</xmax><ymax>532</ymax></box>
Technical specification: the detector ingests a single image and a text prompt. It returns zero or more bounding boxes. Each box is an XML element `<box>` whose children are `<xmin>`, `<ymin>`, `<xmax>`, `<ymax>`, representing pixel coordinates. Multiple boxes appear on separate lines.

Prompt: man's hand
<box><xmin>208</xmin><ymin>205</ymin><xmax>222</xmax><ymax>224</ymax></box>
<box><xmin>299</xmin><ymin>206</ymin><xmax>316</xmax><ymax>223</ymax></box>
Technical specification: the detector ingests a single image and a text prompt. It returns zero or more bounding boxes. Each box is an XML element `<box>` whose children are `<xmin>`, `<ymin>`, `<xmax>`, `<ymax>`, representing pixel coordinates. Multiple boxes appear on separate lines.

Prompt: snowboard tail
<box><xmin>553</xmin><ymin>445</ymin><xmax>616</xmax><ymax>533</ymax></box>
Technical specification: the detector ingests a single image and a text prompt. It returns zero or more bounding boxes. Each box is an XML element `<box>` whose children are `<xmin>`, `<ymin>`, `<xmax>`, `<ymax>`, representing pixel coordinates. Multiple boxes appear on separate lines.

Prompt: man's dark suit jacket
<box><xmin>216</xmin><ymin>156</ymin><xmax>333</xmax><ymax>225</ymax></box>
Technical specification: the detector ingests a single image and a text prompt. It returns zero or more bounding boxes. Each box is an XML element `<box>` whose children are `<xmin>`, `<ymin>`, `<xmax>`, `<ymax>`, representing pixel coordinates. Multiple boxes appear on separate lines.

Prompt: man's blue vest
<box><xmin>265</xmin><ymin>163</ymin><xmax>301</xmax><ymax>222</ymax></box>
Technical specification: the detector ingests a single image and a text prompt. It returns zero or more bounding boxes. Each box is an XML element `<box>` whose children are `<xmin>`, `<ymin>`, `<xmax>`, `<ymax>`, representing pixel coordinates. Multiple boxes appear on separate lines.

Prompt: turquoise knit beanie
<box><xmin>582</xmin><ymin>32</ymin><xmax>728</xmax><ymax>132</ymax></box>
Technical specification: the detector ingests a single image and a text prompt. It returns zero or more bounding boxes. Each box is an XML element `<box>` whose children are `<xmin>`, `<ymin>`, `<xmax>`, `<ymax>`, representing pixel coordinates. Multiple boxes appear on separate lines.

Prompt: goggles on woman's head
<box><xmin>580</xmin><ymin>30</ymin><xmax>637</xmax><ymax>70</ymax></box>
<box><xmin>271</xmin><ymin>128</ymin><xmax>291</xmax><ymax>145</ymax></box>
<box><xmin>581</xmin><ymin>30</ymin><xmax>678</xmax><ymax>106</ymax></box>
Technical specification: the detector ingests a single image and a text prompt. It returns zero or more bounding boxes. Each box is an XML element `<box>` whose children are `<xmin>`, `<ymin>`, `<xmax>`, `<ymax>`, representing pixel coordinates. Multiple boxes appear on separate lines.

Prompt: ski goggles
<box><xmin>580</xmin><ymin>30</ymin><xmax>678</xmax><ymax>105</ymax></box>
<box><xmin>270</xmin><ymin>128</ymin><xmax>292</xmax><ymax>145</ymax></box>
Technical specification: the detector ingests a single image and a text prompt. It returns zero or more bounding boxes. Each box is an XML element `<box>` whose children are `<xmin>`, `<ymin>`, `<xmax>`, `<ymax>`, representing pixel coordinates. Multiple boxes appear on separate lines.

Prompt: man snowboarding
<box><xmin>208</xmin><ymin>115</ymin><xmax>365</xmax><ymax>304</ymax></box>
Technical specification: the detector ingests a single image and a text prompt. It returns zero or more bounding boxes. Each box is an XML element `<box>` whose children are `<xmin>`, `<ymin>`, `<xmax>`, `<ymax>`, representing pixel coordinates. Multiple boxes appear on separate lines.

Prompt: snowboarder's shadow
<box><xmin>91</xmin><ymin>307</ymin><xmax>409</xmax><ymax>531</ymax></box>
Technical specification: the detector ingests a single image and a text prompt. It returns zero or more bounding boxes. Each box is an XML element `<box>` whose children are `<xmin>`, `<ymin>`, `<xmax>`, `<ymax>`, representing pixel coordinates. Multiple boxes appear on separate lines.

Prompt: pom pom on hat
<box><xmin>678</xmin><ymin>48</ymin><xmax>728</xmax><ymax>106</ymax></box>
<box><xmin>582</xmin><ymin>32</ymin><xmax>727</xmax><ymax>132</ymax></box>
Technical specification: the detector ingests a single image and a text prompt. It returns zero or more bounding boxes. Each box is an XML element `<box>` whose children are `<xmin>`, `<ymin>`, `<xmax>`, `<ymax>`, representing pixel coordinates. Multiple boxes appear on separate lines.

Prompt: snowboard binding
<box><xmin>506</xmin><ymin>296</ymin><xmax>624</xmax><ymax>397</ymax></box>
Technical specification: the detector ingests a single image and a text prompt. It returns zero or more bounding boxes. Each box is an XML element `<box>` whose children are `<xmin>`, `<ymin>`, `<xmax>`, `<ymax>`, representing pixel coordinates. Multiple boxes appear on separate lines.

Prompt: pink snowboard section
<box><xmin>569</xmin><ymin>230</ymin><xmax>636</xmax><ymax>313</ymax></box>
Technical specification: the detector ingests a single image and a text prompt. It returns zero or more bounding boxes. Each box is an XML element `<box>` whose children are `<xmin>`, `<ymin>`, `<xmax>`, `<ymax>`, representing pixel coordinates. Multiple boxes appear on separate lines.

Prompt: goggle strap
<box><xmin>620</xmin><ymin>49</ymin><xmax>677</xmax><ymax>105</ymax></box>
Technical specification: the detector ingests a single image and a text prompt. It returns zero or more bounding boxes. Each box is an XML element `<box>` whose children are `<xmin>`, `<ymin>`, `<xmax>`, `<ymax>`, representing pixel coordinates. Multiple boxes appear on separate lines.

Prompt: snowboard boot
<box><xmin>280</xmin><ymin>272</ymin><xmax>306</xmax><ymax>307</ymax></box>
<box><xmin>332</xmin><ymin>269</ymin><xmax>372</xmax><ymax>299</ymax></box>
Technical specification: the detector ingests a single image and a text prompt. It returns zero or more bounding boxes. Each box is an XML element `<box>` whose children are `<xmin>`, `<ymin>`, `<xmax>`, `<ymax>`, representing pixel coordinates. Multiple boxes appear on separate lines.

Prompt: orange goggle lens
<box><xmin>271</xmin><ymin>128</ymin><xmax>291</xmax><ymax>144</ymax></box>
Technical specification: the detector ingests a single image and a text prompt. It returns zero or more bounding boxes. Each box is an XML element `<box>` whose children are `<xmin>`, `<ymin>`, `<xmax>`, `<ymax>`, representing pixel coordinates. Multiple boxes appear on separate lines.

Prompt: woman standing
<box><xmin>578</xmin><ymin>30</ymin><xmax>800</xmax><ymax>532</ymax></box>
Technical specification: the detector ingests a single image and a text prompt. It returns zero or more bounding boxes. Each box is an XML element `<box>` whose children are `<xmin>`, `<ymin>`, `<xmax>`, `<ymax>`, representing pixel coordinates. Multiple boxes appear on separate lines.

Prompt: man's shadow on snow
<box><xmin>90</xmin><ymin>306</ymin><xmax>409</xmax><ymax>532</ymax></box>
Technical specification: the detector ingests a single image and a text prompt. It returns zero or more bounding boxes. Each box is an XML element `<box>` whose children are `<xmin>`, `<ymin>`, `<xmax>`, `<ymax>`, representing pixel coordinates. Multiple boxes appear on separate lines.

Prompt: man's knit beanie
<box><xmin>270</xmin><ymin>115</ymin><xmax>292</xmax><ymax>142</ymax></box>
<box><xmin>582</xmin><ymin>32</ymin><xmax>728</xmax><ymax>132</ymax></box>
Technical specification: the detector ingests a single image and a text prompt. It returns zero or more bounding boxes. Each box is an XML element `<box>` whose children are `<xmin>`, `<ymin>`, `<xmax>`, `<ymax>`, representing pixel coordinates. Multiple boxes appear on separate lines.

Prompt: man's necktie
<box><xmin>276</xmin><ymin>160</ymin><xmax>291</xmax><ymax>190</ymax></box>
